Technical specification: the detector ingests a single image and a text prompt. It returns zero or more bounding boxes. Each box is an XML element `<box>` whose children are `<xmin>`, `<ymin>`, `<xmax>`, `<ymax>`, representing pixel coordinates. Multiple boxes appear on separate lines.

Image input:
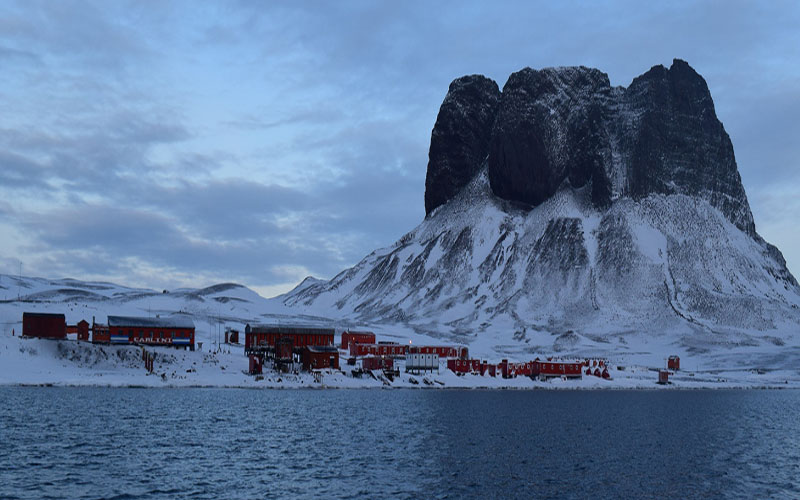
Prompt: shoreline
<box><xmin>3</xmin><ymin>381</ymin><xmax>797</xmax><ymax>391</ymax></box>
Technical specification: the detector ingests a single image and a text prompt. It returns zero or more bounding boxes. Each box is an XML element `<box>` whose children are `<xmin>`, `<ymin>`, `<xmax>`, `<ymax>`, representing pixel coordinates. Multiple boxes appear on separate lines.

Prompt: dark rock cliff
<box><xmin>426</xmin><ymin>59</ymin><xmax>755</xmax><ymax>234</ymax></box>
<box><xmin>424</xmin><ymin>75</ymin><xmax>501</xmax><ymax>215</ymax></box>
<box><xmin>623</xmin><ymin>60</ymin><xmax>754</xmax><ymax>234</ymax></box>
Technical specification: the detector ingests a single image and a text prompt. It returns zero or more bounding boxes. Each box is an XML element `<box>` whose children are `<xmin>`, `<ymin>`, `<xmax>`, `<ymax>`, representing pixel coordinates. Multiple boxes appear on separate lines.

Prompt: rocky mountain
<box><xmin>281</xmin><ymin>59</ymin><xmax>800</xmax><ymax>351</ymax></box>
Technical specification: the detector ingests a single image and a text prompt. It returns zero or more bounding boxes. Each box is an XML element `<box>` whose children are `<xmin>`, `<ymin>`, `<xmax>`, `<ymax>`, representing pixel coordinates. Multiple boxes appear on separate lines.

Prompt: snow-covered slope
<box><xmin>0</xmin><ymin>276</ymin><xmax>341</xmax><ymax>346</ymax></box>
<box><xmin>281</xmin><ymin>169</ymin><xmax>800</xmax><ymax>353</ymax></box>
<box><xmin>278</xmin><ymin>60</ymin><xmax>800</xmax><ymax>355</ymax></box>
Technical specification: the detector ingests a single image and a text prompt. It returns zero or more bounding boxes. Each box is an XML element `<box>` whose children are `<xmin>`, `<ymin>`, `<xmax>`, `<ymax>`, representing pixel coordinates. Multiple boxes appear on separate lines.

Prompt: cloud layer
<box><xmin>1</xmin><ymin>0</ymin><xmax>799</xmax><ymax>296</ymax></box>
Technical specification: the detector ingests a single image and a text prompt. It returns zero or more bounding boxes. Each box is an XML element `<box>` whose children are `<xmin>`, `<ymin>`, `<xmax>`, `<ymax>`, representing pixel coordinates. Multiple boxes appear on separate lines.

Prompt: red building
<box><xmin>107</xmin><ymin>316</ymin><xmax>195</xmax><ymax>350</ymax></box>
<box><xmin>668</xmin><ymin>355</ymin><xmax>680</xmax><ymax>371</ymax></box>
<box><xmin>341</xmin><ymin>330</ymin><xmax>376</xmax><ymax>349</ymax></box>
<box><xmin>22</xmin><ymin>312</ymin><xmax>66</xmax><ymax>339</ymax></box>
<box><xmin>500</xmin><ymin>360</ymin><xmax>535</xmax><ymax>378</ymax></box>
<box><xmin>245</xmin><ymin>324</ymin><xmax>334</xmax><ymax>356</ymax></box>
<box><xmin>66</xmin><ymin>319</ymin><xmax>90</xmax><ymax>341</ymax></box>
<box><xmin>91</xmin><ymin>319</ymin><xmax>110</xmax><ymax>344</ymax></box>
<box><xmin>349</xmin><ymin>342</ymin><xmax>407</xmax><ymax>357</ymax></box>
<box><xmin>302</xmin><ymin>346</ymin><xmax>340</xmax><ymax>371</ymax></box>
<box><xmin>447</xmin><ymin>359</ymin><xmax>481</xmax><ymax>374</ymax></box>
<box><xmin>409</xmin><ymin>345</ymin><xmax>468</xmax><ymax>359</ymax></box>
<box><xmin>361</xmin><ymin>356</ymin><xmax>393</xmax><ymax>371</ymax></box>
<box><xmin>76</xmin><ymin>320</ymin><xmax>90</xmax><ymax>341</ymax></box>
<box><xmin>658</xmin><ymin>370</ymin><xmax>670</xmax><ymax>384</ymax></box>
<box><xmin>532</xmin><ymin>359</ymin><xmax>583</xmax><ymax>380</ymax></box>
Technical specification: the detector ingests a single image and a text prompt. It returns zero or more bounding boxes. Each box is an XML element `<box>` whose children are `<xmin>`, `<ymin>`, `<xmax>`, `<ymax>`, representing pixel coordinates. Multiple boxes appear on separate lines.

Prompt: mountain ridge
<box><xmin>280</xmin><ymin>60</ymin><xmax>799</xmax><ymax>351</ymax></box>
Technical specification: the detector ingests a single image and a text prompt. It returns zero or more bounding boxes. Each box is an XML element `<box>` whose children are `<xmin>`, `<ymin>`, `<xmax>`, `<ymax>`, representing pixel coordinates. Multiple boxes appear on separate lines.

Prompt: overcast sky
<box><xmin>1</xmin><ymin>0</ymin><xmax>799</xmax><ymax>297</ymax></box>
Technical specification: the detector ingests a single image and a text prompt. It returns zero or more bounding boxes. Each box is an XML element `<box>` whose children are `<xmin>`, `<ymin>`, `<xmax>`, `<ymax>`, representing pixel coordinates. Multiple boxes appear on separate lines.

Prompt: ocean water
<box><xmin>1</xmin><ymin>388</ymin><xmax>798</xmax><ymax>499</ymax></box>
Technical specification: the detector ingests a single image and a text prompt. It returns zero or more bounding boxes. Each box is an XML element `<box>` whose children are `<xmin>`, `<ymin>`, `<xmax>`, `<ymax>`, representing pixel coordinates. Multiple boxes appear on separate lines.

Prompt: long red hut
<box><xmin>22</xmin><ymin>312</ymin><xmax>66</xmax><ymax>339</ymax></box>
<box><xmin>245</xmin><ymin>324</ymin><xmax>334</xmax><ymax>356</ymax></box>
<box><xmin>106</xmin><ymin>316</ymin><xmax>195</xmax><ymax>350</ymax></box>
<box><xmin>532</xmin><ymin>359</ymin><xmax>583</xmax><ymax>380</ymax></box>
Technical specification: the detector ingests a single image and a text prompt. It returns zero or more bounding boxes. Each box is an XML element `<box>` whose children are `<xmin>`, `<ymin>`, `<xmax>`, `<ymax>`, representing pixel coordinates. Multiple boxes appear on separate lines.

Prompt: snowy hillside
<box><xmin>281</xmin><ymin>168</ymin><xmax>800</xmax><ymax>354</ymax></box>
<box><xmin>0</xmin><ymin>276</ymin><xmax>335</xmax><ymax>346</ymax></box>
<box><xmin>279</xmin><ymin>60</ymin><xmax>800</xmax><ymax>357</ymax></box>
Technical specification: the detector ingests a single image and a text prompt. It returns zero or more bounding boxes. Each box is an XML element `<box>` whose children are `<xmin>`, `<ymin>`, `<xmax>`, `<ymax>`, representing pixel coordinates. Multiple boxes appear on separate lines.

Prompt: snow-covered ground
<box><xmin>1</xmin><ymin>334</ymin><xmax>798</xmax><ymax>389</ymax></box>
<box><xmin>1</xmin><ymin>273</ymin><xmax>798</xmax><ymax>389</ymax></box>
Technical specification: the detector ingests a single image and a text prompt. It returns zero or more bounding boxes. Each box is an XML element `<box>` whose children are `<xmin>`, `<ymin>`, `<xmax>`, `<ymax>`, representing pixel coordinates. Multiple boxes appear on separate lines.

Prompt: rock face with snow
<box><xmin>282</xmin><ymin>60</ymin><xmax>800</xmax><ymax>351</ymax></box>
<box><xmin>425</xmin><ymin>75</ymin><xmax>500</xmax><ymax>215</ymax></box>
<box><xmin>489</xmin><ymin>66</ymin><xmax>614</xmax><ymax>209</ymax></box>
<box><xmin>487</xmin><ymin>59</ymin><xmax>754</xmax><ymax>234</ymax></box>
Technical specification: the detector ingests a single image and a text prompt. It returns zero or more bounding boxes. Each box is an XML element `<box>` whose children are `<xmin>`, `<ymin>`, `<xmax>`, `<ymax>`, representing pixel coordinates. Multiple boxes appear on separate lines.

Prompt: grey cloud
<box><xmin>1</xmin><ymin>0</ymin><xmax>799</xmax><ymax>294</ymax></box>
<box><xmin>0</xmin><ymin>151</ymin><xmax>50</xmax><ymax>189</ymax></box>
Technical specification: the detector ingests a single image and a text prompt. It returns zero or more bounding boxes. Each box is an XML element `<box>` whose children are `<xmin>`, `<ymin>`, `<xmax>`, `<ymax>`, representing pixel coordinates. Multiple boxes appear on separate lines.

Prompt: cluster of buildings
<box><xmin>20</xmin><ymin>312</ymin><xmax>679</xmax><ymax>383</ymax></box>
<box><xmin>446</xmin><ymin>357</ymin><xmax>586</xmax><ymax>380</ymax></box>
<box><xmin>21</xmin><ymin>312</ymin><xmax>196</xmax><ymax>350</ymax></box>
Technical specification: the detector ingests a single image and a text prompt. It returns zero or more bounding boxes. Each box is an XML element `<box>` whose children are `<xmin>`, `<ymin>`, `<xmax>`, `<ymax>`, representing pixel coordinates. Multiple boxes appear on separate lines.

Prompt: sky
<box><xmin>1</xmin><ymin>0</ymin><xmax>799</xmax><ymax>298</ymax></box>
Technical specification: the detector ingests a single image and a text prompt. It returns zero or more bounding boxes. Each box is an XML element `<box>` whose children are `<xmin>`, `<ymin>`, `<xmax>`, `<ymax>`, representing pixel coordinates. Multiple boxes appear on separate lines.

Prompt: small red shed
<box><xmin>302</xmin><ymin>346</ymin><xmax>340</xmax><ymax>371</ymax></box>
<box><xmin>668</xmin><ymin>355</ymin><xmax>680</xmax><ymax>371</ymax></box>
<box><xmin>249</xmin><ymin>355</ymin><xmax>262</xmax><ymax>375</ymax></box>
<box><xmin>76</xmin><ymin>320</ymin><xmax>90</xmax><ymax>341</ymax></box>
<box><xmin>362</xmin><ymin>356</ymin><xmax>393</xmax><ymax>371</ymax></box>
<box><xmin>22</xmin><ymin>312</ymin><xmax>66</xmax><ymax>339</ymax></box>
<box><xmin>91</xmin><ymin>320</ymin><xmax>110</xmax><ymax>344</ymax></box>
<box><xmin>658</xmin><ymin>370</ymin><xmax>670</xmax><ymax>384</ymax></box>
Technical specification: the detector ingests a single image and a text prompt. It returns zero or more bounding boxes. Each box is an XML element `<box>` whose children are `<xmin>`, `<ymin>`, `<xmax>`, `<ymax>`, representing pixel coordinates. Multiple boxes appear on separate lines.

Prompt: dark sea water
<box><xmin>1</xmin><ymin>388</ymin><xmax>799</xmax><ymax>499</ymax></box>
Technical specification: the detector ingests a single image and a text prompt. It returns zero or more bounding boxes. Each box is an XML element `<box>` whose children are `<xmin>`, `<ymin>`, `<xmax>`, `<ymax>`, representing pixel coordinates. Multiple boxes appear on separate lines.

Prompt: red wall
<box><xmin>92</xmin><ymin>325</ymin><xmax>110</xmax><ymax>343</ymax></box>
<box><xmin>362</xmin><ymin>356</ymin><xmax>393</xmax><ymax>371</ymax></box>
<box><xmin>447</xmin><ymin>359</ymin><xmax>481</xmax><ymax>374</ymax></box>
<box><xmin>302</xmin><ymin>349</ymin><xmax>339</xmax><ymax>371</ymax></box>
<box><xmin>350</xmin><ymin>343</ymin><xmax>407</xmax><ymax>357</ymax></box>
<box><xmin>110</xmin><ymin>326</ymin><xmax>194</xmax><ymax>349</ymax></box>
<box><xmin>341</xmin><ymin>331</ymin><xmax>376</xmax><ymax>349</ymax></box>
<box><xmin>246</xmin><ymin>331</ymin><xmax>334</xmax><ymax>351</ymax></box>
<box><xmin>533</xmin><ymin>361</ymin><xmax>583</xmax><ymax>377</ymax></box>
<box><xmin>22</xmin><ymin>314</ymin><xmax>66</xmax><ymax>339</ymax></box>
<box><xmin>409</xmin><ymin>345</ymin><xmax>468</xmax><ymax>359</ymax></box>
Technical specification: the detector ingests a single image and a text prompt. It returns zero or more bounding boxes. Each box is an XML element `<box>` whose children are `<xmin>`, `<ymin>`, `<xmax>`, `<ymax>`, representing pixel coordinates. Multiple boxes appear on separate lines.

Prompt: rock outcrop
<box><xmin>425</xmin><ymin>59</ymin><xmax>754</xmax><ymax>234</ymax></box>
<box><xmin>489</xmin><ymin>66</ymin><xmax>614</xmax><ymax>209</ymax></box>
<box><xmin>424</xmin><ymin>75</ymin><xmax>500</xmax><ymax>215</ymax></box>
<box><xmin>623</xmin><ymin>60</ymin><xmax>754</xmax><ymax>234</ymax></box>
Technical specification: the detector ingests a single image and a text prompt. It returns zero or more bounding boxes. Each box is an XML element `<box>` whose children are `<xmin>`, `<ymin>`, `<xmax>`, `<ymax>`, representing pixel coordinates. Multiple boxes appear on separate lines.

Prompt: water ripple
<box><xmin>1</xmin><ymin>388</ymin><xmax>799</xmax><ymax>499</ymax></box>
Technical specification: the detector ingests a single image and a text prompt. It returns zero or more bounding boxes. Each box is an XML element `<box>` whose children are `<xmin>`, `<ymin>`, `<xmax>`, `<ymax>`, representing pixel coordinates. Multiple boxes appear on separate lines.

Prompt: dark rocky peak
<box><xmin>426</xmin><ymin>59</ymin><xmax>755</xmax><ymax>235</ymax></box>
<box><xmin>624</xmin><ymin>59</ymin><xmax>755</xmax><ymax>234</ymax></box>
<box><xmin>424</xmin><ymin>74</ymin><xmax>500</xmax><ymax>215</ymax></box>
<box><xmin>488</xmin><ymin>66</ymin><xmax>614</xmax><ymax>209</ymax></box>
